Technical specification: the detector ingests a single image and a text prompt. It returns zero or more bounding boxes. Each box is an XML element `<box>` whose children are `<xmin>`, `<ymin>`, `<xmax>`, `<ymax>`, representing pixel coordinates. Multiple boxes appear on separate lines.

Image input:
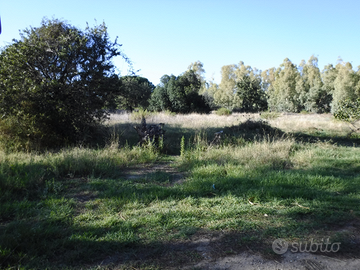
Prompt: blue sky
<box><xmin>1</xmin><ymin>0</ymin><xmax>359</xmax><ymax>85</ymax></box>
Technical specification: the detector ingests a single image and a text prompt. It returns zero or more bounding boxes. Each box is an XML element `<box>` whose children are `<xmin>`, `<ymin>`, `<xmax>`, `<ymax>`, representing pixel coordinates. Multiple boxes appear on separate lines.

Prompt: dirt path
<box><xmin>188</xmin><ymin>251</ymin><xmax>360</xmax><ymax>270</ymax></box>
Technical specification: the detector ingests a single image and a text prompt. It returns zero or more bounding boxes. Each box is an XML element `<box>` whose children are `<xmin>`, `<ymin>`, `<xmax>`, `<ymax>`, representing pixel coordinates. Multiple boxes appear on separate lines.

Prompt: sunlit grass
<box><xmin>1</xmin><ymin>112</ymin><xmax>360</xmax><ymax>268</ymax></box>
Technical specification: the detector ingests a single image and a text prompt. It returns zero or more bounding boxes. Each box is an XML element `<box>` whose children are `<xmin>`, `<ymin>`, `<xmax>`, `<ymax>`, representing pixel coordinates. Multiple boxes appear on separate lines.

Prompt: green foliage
<box><xmin>149</xmin><ymin>71</ymin><xmax>211</xmax><ymax>113</ymax></box>
<box><xmin>236</xmin><ymin>75</ymin><xmax>267</xmax><ymax>112</ymax></box>
<box><xmin>0</xmin><ymin>18</ymin><xmax>126</xmax><ymax>150</ymax></box>
<box><xmin>331</xmin><ymin>61</ymin><xmax>360</xmax><ymax>113</ymax></box>
<box><xmin>215</xmin><ymin>108</ymin><xmax>232</xmax><ymax>116</ymax></box>
<box><xmin>333</xmin><ymin>98</ymin><xmax>360</xmax><ymax>121</ymax></box>
<box><xmin>268</xmin><ymin>58</ymin><xmax>301</xmax><ymax>112</ymax></box>
<box><xmin>116</xmin><ymin>76</ymin><xmax>155</xmax><ymax>111</ymax></box>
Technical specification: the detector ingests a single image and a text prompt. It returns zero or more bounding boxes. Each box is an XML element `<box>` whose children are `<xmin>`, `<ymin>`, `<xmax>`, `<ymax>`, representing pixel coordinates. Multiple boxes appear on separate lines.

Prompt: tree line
<box><xmin>200</xmin><ymin>56</ymin><xmax>360</xmax><ymax>115</ymax></box>
<box><xmin>0</xmin><ymin>18</ymin><xmax>359</xmax><ymax>150</ymax></box>
<box><xmin>136</xmin><ymin>57</ymin><xmax>360</xmax><ymax>117</ymax></box>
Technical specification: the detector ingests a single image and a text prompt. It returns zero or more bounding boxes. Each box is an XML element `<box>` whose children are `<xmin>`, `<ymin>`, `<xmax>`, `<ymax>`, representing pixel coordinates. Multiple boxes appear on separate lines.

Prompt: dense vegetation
<box><xmin>203</xmin><ymin>57</ymin><xmax>360</xmax><ymax>115</ymax></box>
<box><xmin>148</xmin><ymin>70</ymin><xmax>211</xmax><ymax>114</ymax></box>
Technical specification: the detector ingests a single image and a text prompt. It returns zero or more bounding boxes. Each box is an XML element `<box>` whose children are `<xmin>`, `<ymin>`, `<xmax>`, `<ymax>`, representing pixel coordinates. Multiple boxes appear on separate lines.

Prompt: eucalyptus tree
<box><xmin>213</xmin><ymin>64</ymin><xmax>240</xmax><ymax>109</ymax></box>
<box><xmin>268</xmin><ymin>58</ymin><xmax>300</xmax><ymax>112</ymax></box>
<box><xmin>261</xmin><ymin>67</ymin><xmax>277</xmax><ymax>93</ymax></box>
<box><xmin>296</xmin><ymin>56</ymin><xmax>330</xmax><ymax>112</ymax></box>
<box><xmin>213</xmin><ymin>62</ymin><xmax>261</xmax><ymax>110</ymax></box>
<box><xmin>331</xmin><ymin>61</ymin><xmax>360</xmax><ymax>112</ymax></box>
<box><xmin>187</xmin><ymin>61</ymin><xmax>206</xmax><ymax>92</ymax></box>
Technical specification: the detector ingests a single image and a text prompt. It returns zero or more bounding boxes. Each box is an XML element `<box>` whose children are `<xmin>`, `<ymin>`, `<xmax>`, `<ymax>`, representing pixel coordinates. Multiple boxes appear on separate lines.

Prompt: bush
<box><xmin>333</xmin><ymin>98</ymin><xmax>360</xmax><ymax>121</ymax></box>
<box><xmin>215</xmin><ymin>108</ymin><xmax>232</xmax><ymax>116</ymax></box>
<box><xmin>148</xmin><ymin>71</ymin><xmax>211</xmax><ymax>114</ymax></box>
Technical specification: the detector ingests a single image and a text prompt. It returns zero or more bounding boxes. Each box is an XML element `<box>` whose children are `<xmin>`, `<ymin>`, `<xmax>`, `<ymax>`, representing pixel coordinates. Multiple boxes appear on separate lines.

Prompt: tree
<box><xmin>268</xmin><ymin>58</ymin><xmax>301</xmax><ymax>112</ymax></box>
<box><xmin>212</xmin><ymin>62</ymin><xmax>261</xmax><ymax>110</ymax></box>
<box><xmin>148</xmin><ymin>70</ymin><xmax>210</xmax><ymax>113</ymax></box>
<box><xmin>116</xmin><ymin>76</ymin><xmax>154</xmax><ymax>111</ymax></box>
<box><xmin>0</xmin><ymin>18</ymin><xmax>127</xmax><ymax>149</ymax></box>
<box><xmin>331</xmin><ymin>61</ymin><xmax>360</xmax><ymax>113</ymax></box>
<box><xmin>296</xmin><ymin>56</ymin><xmax>331</xmax><ymax>113</ymax></box>
<box><xmin>236</xmin><ymin>75</ymin><xmax>267</xmax><ymax>112</ymax></box>
<box><xmin>187</xmin><ymin>61</ymin><xmax>207</xmax><ymax>94</ymax></box>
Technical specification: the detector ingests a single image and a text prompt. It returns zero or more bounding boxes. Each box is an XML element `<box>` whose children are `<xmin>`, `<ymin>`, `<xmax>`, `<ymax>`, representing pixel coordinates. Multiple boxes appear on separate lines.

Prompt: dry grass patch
<box><xmin>268</xmin><ymin>113</ymin><xmax>351</xmax><ymax>135</ymax></box>
<box><xmin>108</xmin><ymin>111</ymin><xmax>260</xmax><ymax>129</ymax></box>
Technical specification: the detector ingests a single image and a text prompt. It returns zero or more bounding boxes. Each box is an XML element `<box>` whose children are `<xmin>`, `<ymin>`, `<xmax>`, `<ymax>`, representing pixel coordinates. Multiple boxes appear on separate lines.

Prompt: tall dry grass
<box><xmin>108</xmin><ymin>111</ymin><xmax>352</xmax><ymax>135</ymax></box>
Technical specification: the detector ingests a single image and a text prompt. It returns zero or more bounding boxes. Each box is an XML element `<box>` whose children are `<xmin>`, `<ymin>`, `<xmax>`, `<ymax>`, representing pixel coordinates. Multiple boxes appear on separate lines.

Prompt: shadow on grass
<box><xmin>1</xmin><ymin>120</ymin><xmax>360</xmax><ymax>268</ymax></box>
<box><xmin>109</xmin><ymin>118</ymin><xmax>360</xmax><ymax>154</ymax></box>
<box><xmin>1</xmin><ymin>156</ymin><xmax>360</xmax><ymax>268</ymax></box>
<box><xmin>291</xmin><ymin>131</ymin><xmax>360</xmax><ymax>147</ymax></box>
<box><xmin>109</xmin><ymin>120</ymin><xmax>286</xmax><ymax>155</ymax></box>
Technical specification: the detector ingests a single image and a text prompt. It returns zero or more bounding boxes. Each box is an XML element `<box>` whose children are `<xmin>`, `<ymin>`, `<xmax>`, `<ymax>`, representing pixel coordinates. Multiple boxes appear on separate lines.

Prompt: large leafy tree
<box><xmin>116</xmin><ymin>76</ymin><xmax>154</xmax><ymax>111</ymax></box>
<box><xmin>0</xmin><ymin>18</ymin><xmax>126</xmax><ymax>149</ymax></box>
<box><xmin>149</xmin><ymin>70</ymin><xmax>210</xmax><ymax>113</ymax></box>
<box><xmin>236</xmin><ymin>74</ymin><xmax>267</xmax><ymax>112</ymax></box>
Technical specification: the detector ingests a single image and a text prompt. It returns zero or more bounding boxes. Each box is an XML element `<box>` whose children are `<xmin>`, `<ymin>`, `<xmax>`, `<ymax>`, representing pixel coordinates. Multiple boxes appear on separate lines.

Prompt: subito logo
<box><xmin>272</xmin><ymin>238</ymin><xmax>288</xmax><ymax>254</ymax></box>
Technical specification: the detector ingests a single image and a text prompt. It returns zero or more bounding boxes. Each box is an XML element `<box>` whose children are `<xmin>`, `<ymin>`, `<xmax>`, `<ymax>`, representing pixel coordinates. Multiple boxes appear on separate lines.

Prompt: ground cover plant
<box><xmin>0</xmin><ymin>112</ymin><xmax>360</xmax><ymax>269</ymax></box>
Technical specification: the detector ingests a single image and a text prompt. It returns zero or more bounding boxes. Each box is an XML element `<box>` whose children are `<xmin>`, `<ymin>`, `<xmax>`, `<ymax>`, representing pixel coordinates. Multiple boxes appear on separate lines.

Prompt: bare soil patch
<box><xmin>121</xmin><ymin>162</ymin><xmax>186</xmax><ymax>186</ymax></box>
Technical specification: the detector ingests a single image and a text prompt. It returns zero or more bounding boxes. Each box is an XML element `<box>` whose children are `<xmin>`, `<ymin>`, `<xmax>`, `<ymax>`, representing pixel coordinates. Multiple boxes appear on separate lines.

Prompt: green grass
<box><xmin>1</xmin><ymin>113</ymin><xmax>360</xmax><ymax>269</ymax></box>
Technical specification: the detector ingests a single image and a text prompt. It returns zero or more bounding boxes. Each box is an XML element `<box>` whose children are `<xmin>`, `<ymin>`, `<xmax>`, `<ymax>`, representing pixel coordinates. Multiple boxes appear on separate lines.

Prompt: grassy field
<box><xmin>1</xmin><ymin>112</ymin><xmax>360</xmax><ymax>269</ymax></box>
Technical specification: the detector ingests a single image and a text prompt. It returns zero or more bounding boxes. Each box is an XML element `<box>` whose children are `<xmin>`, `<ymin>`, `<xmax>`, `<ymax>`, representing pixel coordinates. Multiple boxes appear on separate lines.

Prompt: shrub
<box><xmin>333</xmin><ymin>98</ymin><xmax>360</xmax><ymax>121</ymax></box>
<box><xmin>215</xmin><ymin>108</ymin><xmax>232</xmax><ymax>116</ymax></box>
<box><xmin>260</xmin><ymin>111</ymin><xmax>280</xmax><ymax>120</ymax></box>
<box><xmin>130</xmin><ymin>109</ymin><xmax>153</xmax><ymax>121</ymax></box>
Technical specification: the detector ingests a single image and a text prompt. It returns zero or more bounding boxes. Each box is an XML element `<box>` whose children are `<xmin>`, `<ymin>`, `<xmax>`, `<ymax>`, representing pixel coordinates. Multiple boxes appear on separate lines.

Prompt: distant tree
<box><xmin>261</xmin><ymin>67</ymin><xmax>277</xmax><ymax>93</ymax></box>
<box><xmin>268</xmin><ymin>58</ymin><xmax>300</xmax><ymax>112</ymax></box>
<box><xmin>0</xmin><ymin>18</ymin><xmax>127</xmax><ymax>149</ymax></box>
<box><xmin>295</xmin><ymin>55</ymin><xmax>331</xmax><ymax>113</ymax></box>
<box><xmin>331</xmin><ymin>61</ymin><xmax>360</xmax><ymax>113</ymax></box>
<box><xmin>236</xmin><ymin>74</ymin><xmax>267</xmax><ymax>112</ymax></box>
<box><xmin>187</xmin><ymin>61</ymin><xmax>207</xmax><ymax>93</ymax></box>
<box><xmin>116</xmin><ymin>76</ymin><xmax>154</xmax><ymax>111</ymax></box>
<box><xmin>215</xmin><ymin>64</ymin><xmax>241</xmax><ymax>109</ymax></box>
<box><xmin>212</xmin><ymin>62</ymin><xmax>262</xmax><ymax>110</ymax></box>
<box><xmin>148</xmin><ymin>70</ymin><xmax>210</xmax><ymax>113</ymax></box>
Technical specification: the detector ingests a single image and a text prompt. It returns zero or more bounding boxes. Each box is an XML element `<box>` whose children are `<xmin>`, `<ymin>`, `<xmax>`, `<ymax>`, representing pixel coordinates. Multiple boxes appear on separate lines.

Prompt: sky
<box><xmin>1</xmin><ymin>0</ymin><xmax>360</xmax><ymax>85</ymax></box>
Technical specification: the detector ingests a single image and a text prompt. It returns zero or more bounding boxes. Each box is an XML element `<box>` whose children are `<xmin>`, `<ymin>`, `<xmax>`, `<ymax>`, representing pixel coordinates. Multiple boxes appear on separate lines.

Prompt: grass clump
<box><xmin>215</xmin><ymin>107</ymin><xmax>232</xmax><ymax>116</ymax></box>
<box><xmin>260</xmin><ymin>111</ymin><xmax>280</xmax><ymax>120</ymax></box>
<box><xmin>130</xmin><ymin>108</ymin><xmax>153</xmax><ymax>121</ymax></box>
